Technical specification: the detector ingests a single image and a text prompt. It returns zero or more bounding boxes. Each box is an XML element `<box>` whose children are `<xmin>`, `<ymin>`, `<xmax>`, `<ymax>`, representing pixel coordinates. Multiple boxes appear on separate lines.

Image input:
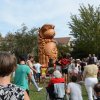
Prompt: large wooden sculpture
<box><xmin>38</xmin><ymin>24</ymin><xmax>58</xmax><ymax>67</ymax></box>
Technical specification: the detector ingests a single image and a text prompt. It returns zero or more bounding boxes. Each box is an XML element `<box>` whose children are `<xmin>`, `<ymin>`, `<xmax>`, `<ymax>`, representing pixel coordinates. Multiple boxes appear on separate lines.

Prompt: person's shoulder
<box><xmin>27</xmin><ymin>60</ymin><xmax>30</xmax><ymax>63</ymax></box>
<box><xmin>93</xmin><ymin>64</ymin><xmax>98</xmax><ymax>66</ymax></box>
<box><xmin>25</xmin><ymin>65</ymin><xmax>30</xmax><ymax>68</ymax></box>
<box><xmin>90</xmin><ymin>64</ymin><xmax>98</xmax><ymax>68</ymax></box>
<box><xmin>69</xmin><ymin>82</ymin><xmax>78</xmax><ymax>85</ymax></box>
<box><xmin>38</xmin><ymin>63</ymin><xmax>42</xmax><ymax>66</ymax></box>
<box><xmin>84</xmin><ymin>65</ymin><xmax>91</xmax><ymax>70</ymax></box>
<box><xmin>0</xmin><ymin>84</ymin><xmax>25</xmax><ymax>100</ymax></box>
<box><xmin>22</xmin><ymin>64</ymin><xmax>30</xmax><ymax>69</ymax></box>
<box><xmin>68</xmin><ymin>82</ymin><xmax>73</xmax><ymax>85</ymax></box>
<box><xmin>27</xmin><ymin>60</ymin><xmax>32</xmax><ymax>64</ymax></box>
<box><xmin>38</xmin><ymin>63</ymin><xmax>42</xmax><ymax>67</ymax></box>
<box><xmin>93</xmin><ymin>64</ymin><xmax>98</xmax><ymax>69</ymax></box>
<box><xmin>35</xmin><ymin>63</ymin><xmax>42</xmax><ymax>67</ymax></box>
<box><xmin>33</xmin><ymin>63</ymin><xmax>37</xmax><ymax>66</ymax></box>
<box><xmin>85</xmin><ymin>64</ymin><xmax>91</xmax><ymax>68</ymax></box>
<box><xmin>17</xmin><ymin>64</ymin><xmax>20</xmax><ymax>66</ymax></box>
<box><xmin>17</xmin><ymin>64</ymin><xmax>23</xmax><ymax>68</ymax></box>
<box><xmin>10</xmin><ymin>84</ymin><xmax>24</xmax><ymax>92</ymax></box>
<box><xmin>67</xmin><ymin>82</ymin><xmax>73</xmax><ymax>87</ymax></box>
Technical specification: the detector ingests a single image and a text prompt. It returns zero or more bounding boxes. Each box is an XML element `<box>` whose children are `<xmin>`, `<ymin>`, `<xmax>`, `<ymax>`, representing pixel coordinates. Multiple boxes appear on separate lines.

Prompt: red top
<box><xmin>60</xmin><ymin>58</ymin><xmax>70</xmax><ymax>67</ymax></box>
<box><xmin>48</xmin><ymin>78</ymin><xmax>65</xmax><ymax>87</ymax></box>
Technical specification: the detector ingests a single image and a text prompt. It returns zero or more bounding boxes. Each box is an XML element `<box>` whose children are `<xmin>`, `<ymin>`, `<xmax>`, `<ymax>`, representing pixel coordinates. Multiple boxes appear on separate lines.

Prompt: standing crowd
<box><xmin>0</xmin><ymin>52</ymin><xmax>100</xmax><ymax>100</ymax></box>
<box><xmin>47</xmin><ymin>53</ymin><xmax>100</xmax><ymax>100</ymax></box>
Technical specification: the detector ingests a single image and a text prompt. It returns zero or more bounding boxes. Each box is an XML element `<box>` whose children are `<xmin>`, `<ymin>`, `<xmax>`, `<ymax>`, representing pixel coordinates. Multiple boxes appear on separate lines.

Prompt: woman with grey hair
<box><xmin>47</xmin><ymin>70</ymin><xmax>65</xmax><ymax>100</ymax></box>
<box><xmin>48</xmin><ymin>70</ymin><xmax>65</xmax><ymax>87</ymax></box>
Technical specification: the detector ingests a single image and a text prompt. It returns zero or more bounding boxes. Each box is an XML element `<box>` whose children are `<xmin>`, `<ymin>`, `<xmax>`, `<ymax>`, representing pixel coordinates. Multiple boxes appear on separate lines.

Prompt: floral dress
<box><xmin>0</xmin><ymin>84</ymin><xmax>24</xmax><ymax>100</ymax></box>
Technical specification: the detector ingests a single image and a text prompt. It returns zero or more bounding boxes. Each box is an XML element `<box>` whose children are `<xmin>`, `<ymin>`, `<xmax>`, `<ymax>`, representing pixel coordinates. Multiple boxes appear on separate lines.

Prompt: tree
<box><xmin>57</xmin><ymin>44</ymin><xmax>70</xmax><ymax>58</ymax></box>
<box><xmin>4</xmin><ymin>32</ymin><xmax>15</xmax><ymax>53</ymax></box>
<box><xmin>69</xmin><ymin>4</ymin><xmax>100</xmax><ymax>58</ymax></box>
<box><xmin>0</xmin><ymin>33</ymin><xmax>8</xmax><ymax>51</ymax></box>
<box><xmin>0</xmin><ymin>24</ymin><xmax>39</xmax><ymax>61</ymax></box>
<box><xmin>14</xmin><ymin>24</ymin><xmax>38</xmax><ymax>57</ymax></box>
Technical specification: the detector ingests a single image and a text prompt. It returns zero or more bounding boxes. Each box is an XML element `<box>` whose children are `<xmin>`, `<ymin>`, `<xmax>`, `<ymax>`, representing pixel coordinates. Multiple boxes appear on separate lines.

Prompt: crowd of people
<box><xmin>0</xmin><ymin>52</ymin><xmax>100</xmax><ymax>100</ymax></box>
<box><xmin>47</xmin><ymin>53</ymin><xmax>100</xmax><ymax>100</ymax></box>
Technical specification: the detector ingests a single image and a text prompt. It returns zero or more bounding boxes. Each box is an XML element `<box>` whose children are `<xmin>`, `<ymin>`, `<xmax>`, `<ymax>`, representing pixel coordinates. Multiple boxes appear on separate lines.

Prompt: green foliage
<box><xmin>57</xmin><ymin>44</ymin><xmax>70</xmax><ymax>58</ymax></box>
<box><xmin>29</xmin><ymin>82</ymin><xmax>87</xmax><ymax>100</ymax></box>
<box><xmin>14</xmin><ymin>24</ymin><xmax>38</xmax><ymax>56</ymax></box>
<box><xmin>0</xmin><ymin>24</ymin><xmax>39</xmax><ymax>59</ymax></box>
<box><xmin>69</xmin><ymin>4</ymin><xmax>100</xmax><ymax>58</ymax></box>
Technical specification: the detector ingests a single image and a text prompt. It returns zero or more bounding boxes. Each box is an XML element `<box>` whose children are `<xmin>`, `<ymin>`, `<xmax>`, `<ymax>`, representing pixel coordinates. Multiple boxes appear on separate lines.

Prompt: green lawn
<box><xmin>82</xmin><ymin>85</ymin><xmax>88</xmax><ymax>100</ymax></box>
<box><xmin>12</xmin><ymin>77</ymin><xmax>88</xmax><ymax>100</ymax></box>
<box><xmin>29</xmin><ymin>83</ymin><xmax>46</xmax><ymax>100</ymax></box>
<box><xmin>29</xmin><ymin>83</ymin><xmax>88</xmax><ymax>100</ymax></box>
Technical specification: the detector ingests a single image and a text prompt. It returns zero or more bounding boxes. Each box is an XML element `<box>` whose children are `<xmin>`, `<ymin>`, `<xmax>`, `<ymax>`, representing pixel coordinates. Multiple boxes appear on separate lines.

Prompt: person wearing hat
<box><xmin>48</xmin><ymin>70</ymin><xmax>65</xmax><ymax>87</ymax></box>
<box><xmin>47</xmin><ymin>70</ymin><xmax>65</xmax><ymax>99</ymax></box>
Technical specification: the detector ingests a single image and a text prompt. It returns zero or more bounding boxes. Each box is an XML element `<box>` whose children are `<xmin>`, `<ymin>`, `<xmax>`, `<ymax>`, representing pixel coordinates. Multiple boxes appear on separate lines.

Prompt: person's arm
<box><xmin>28</xmin><ymin>72</ymin><xmax>32</xmax><ymax>81</ymax></box>
<box><xmin>33</xmin><ymin>66</ymin><xmax>37</xmax><ymax>73</ymax></box>
<box><xmin>66</xmin><ymin>88</ymin><xmax>71</xmax><ymax>94</ymax></box>
<box><xmin>26</xmin><ymin>66</ymin><xmax>32</xmax><ymax>80</ymax></box>
<box><xmin>27</xmin><ymin>60</ymin><xmax>37</xmax><ymax>73</ymax></box>
<box><xmin>24</xmin><ymin>91</ymin><xmax>30</xmax><ymax>100</ymax></box>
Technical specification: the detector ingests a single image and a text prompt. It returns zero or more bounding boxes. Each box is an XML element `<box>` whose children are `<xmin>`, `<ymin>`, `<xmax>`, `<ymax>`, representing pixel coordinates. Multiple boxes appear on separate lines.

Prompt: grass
<box><xmin>29</xmin><ymin>83</ymin><xmax>46</xmax><ymax>100</ymax></box>
<box><xmin>82</xmin><ymin>85</ymin><xmax>88</xmax><ymax>100</ymax></box>
<box><xmin>12</xmin><ymin>76</ymin><xmax>88</xmax><ymax>100</ymax></box>
<box><xmin>29</xmin><ymin>82</ymin><xmax>88</xmax><ymax>100</ymax></box>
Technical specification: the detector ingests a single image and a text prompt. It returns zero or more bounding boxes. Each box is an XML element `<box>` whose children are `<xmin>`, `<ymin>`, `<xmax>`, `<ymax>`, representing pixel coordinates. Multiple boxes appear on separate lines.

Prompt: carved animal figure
<box><xmin>38</xmin><ymin>24</ymin><xmax>58</xmax><ymax>67</ymax></box>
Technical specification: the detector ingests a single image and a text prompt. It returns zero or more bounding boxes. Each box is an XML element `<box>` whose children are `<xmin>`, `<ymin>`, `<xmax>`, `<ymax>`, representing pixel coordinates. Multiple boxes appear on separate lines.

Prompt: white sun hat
<box><xmin>53</xmin><ymin>70</ymin><xmax>62</xmax><ymax>78</ymax></box>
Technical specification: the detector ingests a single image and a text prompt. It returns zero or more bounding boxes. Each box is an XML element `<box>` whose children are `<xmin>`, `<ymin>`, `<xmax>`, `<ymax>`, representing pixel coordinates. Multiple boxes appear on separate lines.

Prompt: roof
<box><xmin>54</xmin><ymin>37</ymin><xmax>71</xmax><ymax>44</ymax></box>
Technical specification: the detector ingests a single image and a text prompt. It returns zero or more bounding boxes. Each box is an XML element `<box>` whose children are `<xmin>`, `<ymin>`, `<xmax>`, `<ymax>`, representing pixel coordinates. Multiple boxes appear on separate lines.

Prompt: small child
<box><xmin>41</xmin><ymin>64</ymin><xmax>47</xmax><ymax>83</ymax></box>
<box><xmin>33</xmin><ymin>60</ymin><xmax>42</xmax><ymax>83</ymax></box>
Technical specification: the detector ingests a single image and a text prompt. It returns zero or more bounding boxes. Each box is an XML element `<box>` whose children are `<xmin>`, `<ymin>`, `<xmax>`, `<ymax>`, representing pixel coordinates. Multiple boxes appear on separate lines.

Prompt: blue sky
<box><xmin>0</xmin><ymin>0</ymin><xmax>100</xmax><ymax>37</ymax></box>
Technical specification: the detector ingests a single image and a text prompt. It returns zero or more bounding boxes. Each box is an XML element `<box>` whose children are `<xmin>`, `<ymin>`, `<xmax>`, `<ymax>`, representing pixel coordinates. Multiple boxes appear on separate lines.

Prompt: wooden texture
<box><xmin>38</xmin><ymin>24</ymin><xmax>58</xmax><ymax>67</ymax></box>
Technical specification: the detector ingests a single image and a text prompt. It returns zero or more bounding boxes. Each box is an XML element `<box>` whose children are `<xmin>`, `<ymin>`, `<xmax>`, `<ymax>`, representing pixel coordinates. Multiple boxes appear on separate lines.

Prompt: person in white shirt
<box><xmin>33</xmin><ymin>60</ymin><xmax>42</xmax><ymax>83</ymax></box>
<box><xmin>66</xmin><ymin>75</ymin><xmax>83</xmax><ymax>100</ymax></box>
<box><xmin>93</xmin><ymin>54</ymin><xmax>98</xmax><ymax>64</ymax></box>
<box><xmin>71</xmin><ymin>60</ymin><xmax>79</xmax><ymax>76</ymax></box>
<box><xmin>68</xmin><ymin>59</ymin><xmax>75</xmax><ymax>74</ymax></box>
